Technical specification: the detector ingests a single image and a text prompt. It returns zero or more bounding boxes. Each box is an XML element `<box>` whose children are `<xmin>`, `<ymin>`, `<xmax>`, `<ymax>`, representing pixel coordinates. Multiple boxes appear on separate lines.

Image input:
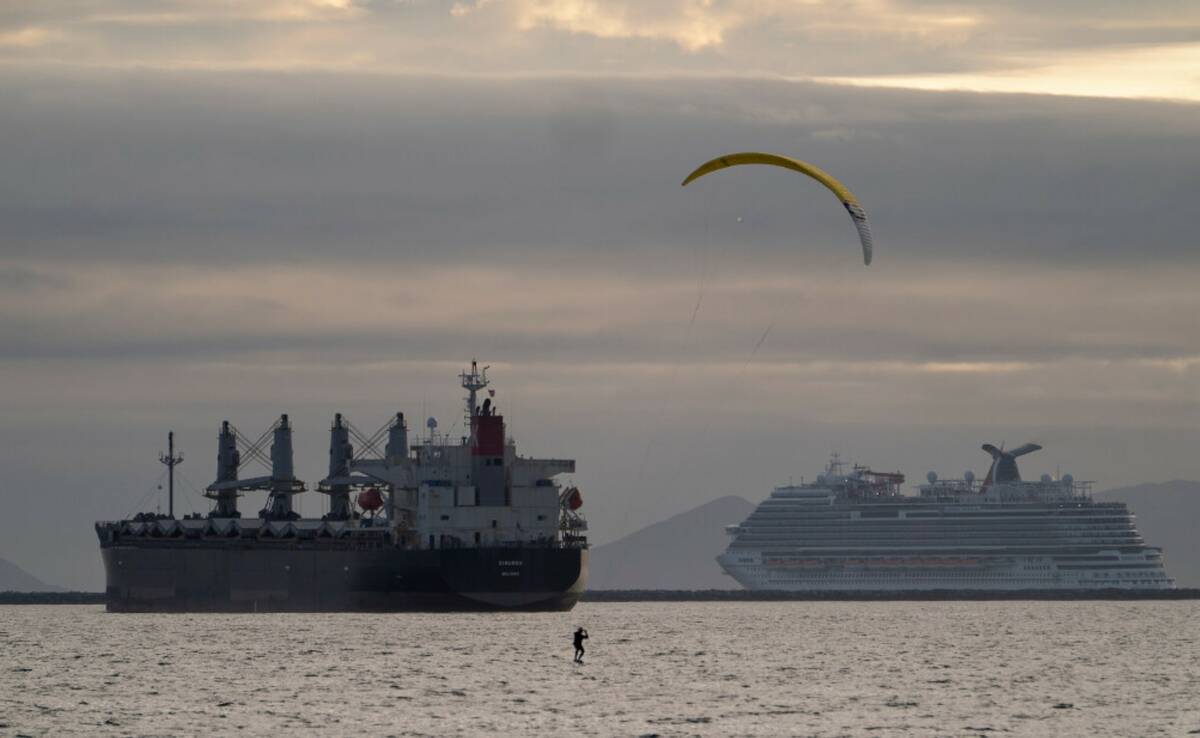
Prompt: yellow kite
<box><xmin>681</xmin><ymin>152</ymin><xmax>874</xmax><ymax>265</ymax></box>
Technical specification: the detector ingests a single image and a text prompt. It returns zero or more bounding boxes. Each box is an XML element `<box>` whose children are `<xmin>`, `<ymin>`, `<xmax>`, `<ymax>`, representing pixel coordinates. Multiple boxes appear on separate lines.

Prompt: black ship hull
<box><xmin>100</xmin><ymin>543</ymin><xmax>587</xmax><ymax>613</ymax></box>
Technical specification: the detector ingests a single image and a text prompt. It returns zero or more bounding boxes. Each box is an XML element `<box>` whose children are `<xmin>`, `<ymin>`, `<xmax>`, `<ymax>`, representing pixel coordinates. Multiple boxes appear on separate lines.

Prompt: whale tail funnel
<box><xmin>981</xmin><ymin>442</ymin><xmax>1042</xmax><ymax>489</ymax></box>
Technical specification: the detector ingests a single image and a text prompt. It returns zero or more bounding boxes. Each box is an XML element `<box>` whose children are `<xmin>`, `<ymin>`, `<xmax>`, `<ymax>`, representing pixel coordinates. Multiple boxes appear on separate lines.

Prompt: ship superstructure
<box><xmin>96</xmin><ymin>362</ymin><xmax>589</xmax><ymax>612</ymax></box>
<box><xmin>718</xmin><ymin>446</ymin><xmax>1174</xmax><ymax>592</ymax></box>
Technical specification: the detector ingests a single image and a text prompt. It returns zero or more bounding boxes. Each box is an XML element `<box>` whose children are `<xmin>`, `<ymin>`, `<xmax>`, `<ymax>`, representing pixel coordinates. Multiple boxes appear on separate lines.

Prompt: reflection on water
<box><xmin>2</xmin><ymin>602</ymin><xmax>1198</xmax><ymax>736</ymax></box>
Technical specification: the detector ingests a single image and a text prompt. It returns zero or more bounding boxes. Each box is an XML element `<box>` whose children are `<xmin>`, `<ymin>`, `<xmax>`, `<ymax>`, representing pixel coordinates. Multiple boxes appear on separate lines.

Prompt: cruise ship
<box><xmin>717</xmin><ymin>444</ymin><xmax>1175</xmax><ymax>591</ymax></box>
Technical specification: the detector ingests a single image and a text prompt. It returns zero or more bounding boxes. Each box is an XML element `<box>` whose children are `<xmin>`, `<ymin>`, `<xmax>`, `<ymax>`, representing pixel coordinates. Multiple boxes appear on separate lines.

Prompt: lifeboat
<box><xmin>358</xmin><ymin>487</ymin><xmax>384</xmax><ymax>512</ymax></box>
<box><xmin>561</xmin><ymin>486</ymin><xmax>583</xmax><ymax>511</ymax></box>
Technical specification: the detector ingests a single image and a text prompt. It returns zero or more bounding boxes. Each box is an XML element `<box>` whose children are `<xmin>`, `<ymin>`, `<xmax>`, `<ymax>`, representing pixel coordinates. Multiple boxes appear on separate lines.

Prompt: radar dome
<box><xmin>426</xmin><ymin>417</ymin><xmax>438</xmax><ymax>430</ymax></box>
<box><xmin>1040</xmin><ymin>473</ymin><xmax>1053</xmax><ymax>483</ymax></box>
<box><xmin>926</xmin><ymin>471</ymin><xmax>938</xmax><ymax>484</ymax></box>
<box><xmin>964</xmin><ymin>470</ymin><xmax>976</xmax><ymax>484</ymax></box>
<box><xmin>1062</xmin><ymin>473</ymin><xmax>1074</xmax><ymax>483</ymax></box>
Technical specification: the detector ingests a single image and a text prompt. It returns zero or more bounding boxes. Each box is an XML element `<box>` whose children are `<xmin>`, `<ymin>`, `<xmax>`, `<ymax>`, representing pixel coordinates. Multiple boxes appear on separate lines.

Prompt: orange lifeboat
<box><xmin>561</xmin><ymin>486</ymin><xmax>583</xmax><ymax>511</ymax></box>
<box><xmin>358</xmin><ymin>487</ymin><xmax>384</xmax><ymax>512</ymax></box>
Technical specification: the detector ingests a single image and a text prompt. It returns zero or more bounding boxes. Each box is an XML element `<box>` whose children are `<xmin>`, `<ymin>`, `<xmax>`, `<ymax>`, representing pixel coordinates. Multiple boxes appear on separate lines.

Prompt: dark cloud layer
<box><xmin>2</xmin><ymin>70</ymin><xmax>1198</xmax><ymax>270</ymax></box>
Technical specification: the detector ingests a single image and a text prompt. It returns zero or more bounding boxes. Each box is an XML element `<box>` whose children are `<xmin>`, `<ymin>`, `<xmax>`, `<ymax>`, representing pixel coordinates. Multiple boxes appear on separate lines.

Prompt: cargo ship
<box><xmin>718</xmin><ymin>445</ymin><xmax>1175</xmax><ymax>592</ymax></box>
<box><xmin>96</xmin><ymin>362</ymin><xmax>589</xmax><ymax>611</ymax></box>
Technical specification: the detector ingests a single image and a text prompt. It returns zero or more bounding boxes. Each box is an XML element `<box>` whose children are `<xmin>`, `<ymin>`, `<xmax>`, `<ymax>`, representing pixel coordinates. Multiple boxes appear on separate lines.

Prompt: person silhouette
<box><xmin>573</xmin><ymin>627</ymin><xmax>588</xmax><ymax>663</ymax></box>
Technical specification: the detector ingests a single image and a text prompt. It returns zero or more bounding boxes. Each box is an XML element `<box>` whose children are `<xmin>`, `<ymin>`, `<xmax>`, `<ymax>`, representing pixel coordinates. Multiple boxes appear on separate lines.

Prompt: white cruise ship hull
<box><xmin>718</xmin><ymin>549</ymin><xmax>1173</xmax><ymax>591</ymax></box>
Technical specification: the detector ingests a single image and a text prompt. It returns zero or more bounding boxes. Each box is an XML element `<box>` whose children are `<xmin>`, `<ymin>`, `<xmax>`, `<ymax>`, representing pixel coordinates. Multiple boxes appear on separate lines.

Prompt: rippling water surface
<box><xmin>2</xmin><ymin>602</ymin><xmax>1198</xmax><ymax>736</ymax></box>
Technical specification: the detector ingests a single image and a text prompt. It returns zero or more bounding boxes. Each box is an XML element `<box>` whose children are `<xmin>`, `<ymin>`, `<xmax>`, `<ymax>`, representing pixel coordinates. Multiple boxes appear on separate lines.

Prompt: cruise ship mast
<box><xmin>826</xmin><ymin>452</ymin><xmax>846</xmax><ymax>478</ymax></box>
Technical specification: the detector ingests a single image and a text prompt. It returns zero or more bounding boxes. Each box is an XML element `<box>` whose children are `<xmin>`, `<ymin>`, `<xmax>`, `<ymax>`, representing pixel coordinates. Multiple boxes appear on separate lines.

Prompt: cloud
<box><xmin>0</xmin><ymin>264</ymin><xmax>67</xmax><ymax>289</ymax></box>
<box><xmin>1</xmin><ymin>71</ymin><xmax>1197</xmax><ymax>271</ymax></box>
<box><xmin>38</xmin><ymin>1</ymin><xmax>365</xmax><ymax>25</ymax></box>
<box><xmin>3</xmin><ymin>1</ymin><xmax>1200</xmax><ymax>99</ymax></box>
<box><xmin>1</xmin><ymin>71</ymin><xmax>1191</xmax><ymax>430</ymax></box>
<box><xmin>821</xmin><ymin>41</ymin><xmax>1200</xmax><ymax>102</ymax></box>
<box><xmin>3</xmin><ymin>257</ymin><xmax>1198</xmax><ymax>417</ymax></box>
<box><xmin>0</xmin><ymin>26</ymin><xmax>61</xmax><ymax>48</ymax></box>
<box><xmin>508</xmin><ymin>0</ymin><xmax>742</xmax><ymax>51</ymax></box>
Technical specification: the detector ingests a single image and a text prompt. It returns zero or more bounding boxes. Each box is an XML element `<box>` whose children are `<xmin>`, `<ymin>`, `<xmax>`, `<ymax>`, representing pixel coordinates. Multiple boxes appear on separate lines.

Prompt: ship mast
<box><xmin>460</xmin><ymin>360</ymin><xmax>490</xmax><ymax>441</ymax></box>
<box><xmin>159</xmin><ymin>431</ymin><xmax>183</xmax><ymax>518</ymax></box>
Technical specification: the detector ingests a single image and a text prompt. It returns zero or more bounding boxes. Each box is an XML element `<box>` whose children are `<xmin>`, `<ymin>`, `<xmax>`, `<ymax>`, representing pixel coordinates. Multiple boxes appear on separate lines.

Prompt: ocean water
<box><xmin>2</xmin><ymin>602</ymin><xmax>1198</xmax><ymax>737</ymax></box>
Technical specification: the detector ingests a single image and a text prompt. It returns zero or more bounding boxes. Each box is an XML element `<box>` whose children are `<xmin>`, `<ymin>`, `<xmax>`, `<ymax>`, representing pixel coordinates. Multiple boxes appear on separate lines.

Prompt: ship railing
<box><xmin>917</xmin><ymin>479</ymin><xmax>1094</xmax><ymax>501</ymax></box>
<box><xmin>420</xmin><ymin>536</ymin><xmax>587</xmax><ymax>550</ymax></box>
<box><xmin>492</xmin><ymin>537</ymin><xmax>588</xmax><ymax>550</ymax></box>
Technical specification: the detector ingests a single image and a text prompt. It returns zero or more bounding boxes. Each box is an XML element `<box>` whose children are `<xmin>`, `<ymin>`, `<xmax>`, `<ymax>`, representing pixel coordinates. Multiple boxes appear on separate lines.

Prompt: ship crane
<box><xmin>204</xmin><ymin>415</ymin><xmax>305</xmax><ymax>520</ymax></box>
<box><xmin>317</xmin><ymin>412</ymin><xmax>404</xmax><ymax>520</ymax></box>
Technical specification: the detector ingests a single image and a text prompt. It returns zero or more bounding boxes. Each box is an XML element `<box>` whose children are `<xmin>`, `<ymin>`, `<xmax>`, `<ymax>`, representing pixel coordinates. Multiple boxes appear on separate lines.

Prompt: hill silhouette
<box><xmin>0</xmin><ymin>557</ymin><xmax>62</xmax><ymax>592</ymax></box>
<box><xmin>588</xmin><ymin>495</ymin><xmax>754</xmax><ymax>590</ymax></box>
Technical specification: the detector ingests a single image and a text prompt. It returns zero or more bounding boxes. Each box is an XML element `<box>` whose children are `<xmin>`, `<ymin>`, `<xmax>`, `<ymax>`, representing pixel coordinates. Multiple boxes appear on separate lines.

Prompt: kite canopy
<box><xmin>681</xmin><ymin>152</ymin><xmax>874</xmax><ymax>266</ymax></box>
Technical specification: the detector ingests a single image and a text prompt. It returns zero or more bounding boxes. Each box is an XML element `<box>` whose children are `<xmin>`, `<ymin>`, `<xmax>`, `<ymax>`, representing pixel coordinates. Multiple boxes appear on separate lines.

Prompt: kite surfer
<box><xmin>573</xmin><ymin>627</ymin><xmax>588</xmax><ymax>663</ymax></box>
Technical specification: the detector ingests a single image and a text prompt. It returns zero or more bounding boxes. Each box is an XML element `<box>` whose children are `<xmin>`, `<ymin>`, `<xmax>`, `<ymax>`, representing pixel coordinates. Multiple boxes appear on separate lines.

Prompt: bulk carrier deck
<box><xmin>96</xmin><ymin>362</ymin><xmax>589</xmax><ymax>612</ymax></box>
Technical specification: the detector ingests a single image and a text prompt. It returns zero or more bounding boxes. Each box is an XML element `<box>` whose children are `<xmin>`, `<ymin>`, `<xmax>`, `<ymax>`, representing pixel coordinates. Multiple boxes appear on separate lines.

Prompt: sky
<box><xmin>1</xmin><ymin>0</ymin><xmax>1199</xmax><ymax>589</ymax></box>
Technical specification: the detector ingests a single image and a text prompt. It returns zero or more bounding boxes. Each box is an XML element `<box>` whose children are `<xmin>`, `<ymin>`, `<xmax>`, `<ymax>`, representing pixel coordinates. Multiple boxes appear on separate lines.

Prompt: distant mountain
<box><xmin>1095</xmin><ymin>480</ymin><xmax>1200</xmax><ymax>588</ymax></box>
<box><xmin>0</xmin><ymin>557</ymin><xmax>62</xmax><ymax>593</ymax></box>
<box><xmin>588</xmin><ymin>495</ymin><xmax>755</xmax><ymax>590</ymax></box>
